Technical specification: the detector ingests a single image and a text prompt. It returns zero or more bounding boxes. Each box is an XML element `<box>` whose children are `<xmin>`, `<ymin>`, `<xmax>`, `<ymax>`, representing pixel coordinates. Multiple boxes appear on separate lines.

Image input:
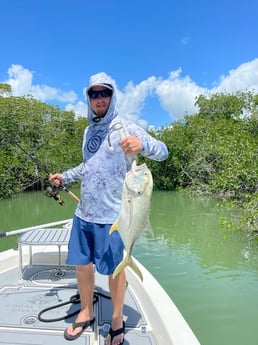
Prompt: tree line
<box><xmin>0</xmin><ymin>84</ymin><xmax>257</xmax><ymax>234</ymax></box>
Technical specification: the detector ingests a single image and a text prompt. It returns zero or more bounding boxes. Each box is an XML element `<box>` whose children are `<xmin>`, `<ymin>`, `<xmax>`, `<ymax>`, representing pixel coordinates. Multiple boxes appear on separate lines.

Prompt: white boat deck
<box><xmin>0</xmin><ymin>226</ymin><xmax>201</xmax><ymax>345</ymax></box>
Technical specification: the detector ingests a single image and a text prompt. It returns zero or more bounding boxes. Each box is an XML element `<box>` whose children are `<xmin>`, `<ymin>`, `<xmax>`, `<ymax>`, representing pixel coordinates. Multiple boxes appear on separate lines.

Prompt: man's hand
<box><xmin>49</xmin><ymin>173</ymin><xmax>63</xmax><ymax>187</ymax></box>
<box><xmin>119</xmin><ymin>136</ymin><xmax>142</xmax><ymax>155</ymax></box>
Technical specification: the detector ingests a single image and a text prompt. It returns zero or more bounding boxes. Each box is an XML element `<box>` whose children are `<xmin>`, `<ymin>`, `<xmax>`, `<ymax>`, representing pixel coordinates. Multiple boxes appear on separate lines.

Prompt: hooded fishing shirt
<box><xmin>62</xmin><ymin>72</ymin><xmax>168</xmax><ymax>224</ymax></box>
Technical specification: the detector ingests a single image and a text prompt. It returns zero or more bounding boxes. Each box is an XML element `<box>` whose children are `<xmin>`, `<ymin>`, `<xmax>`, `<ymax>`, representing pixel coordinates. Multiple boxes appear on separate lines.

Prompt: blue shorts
<box><xmin>66</xmin><ymin>215</ymin><xmax>124</xmax><ymax>275</ymax></box>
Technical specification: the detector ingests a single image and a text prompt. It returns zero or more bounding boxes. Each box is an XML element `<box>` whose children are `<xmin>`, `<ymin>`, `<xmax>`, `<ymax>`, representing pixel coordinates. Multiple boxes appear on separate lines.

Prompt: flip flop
<box><xmin>106</xmin><ymin>321</ymin><xmax>125</xmax><ymax>345</ymax></box>
<box><xmin>64</xmin><ymin>318</ymin><xmax>95</xmax><ymax>341</ymax></box>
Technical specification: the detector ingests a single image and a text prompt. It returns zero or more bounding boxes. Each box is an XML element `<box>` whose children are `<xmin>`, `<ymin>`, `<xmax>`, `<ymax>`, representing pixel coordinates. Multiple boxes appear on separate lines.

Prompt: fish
<box><xmin>109</xmin><ymin>159</ymin><xmax>153</xmax><ymax>281</ymax></box>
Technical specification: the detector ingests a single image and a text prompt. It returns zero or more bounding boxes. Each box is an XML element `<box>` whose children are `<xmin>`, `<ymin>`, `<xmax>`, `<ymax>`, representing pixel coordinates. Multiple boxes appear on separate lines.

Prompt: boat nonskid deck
<box><xmin>0</xmin><ymin>263</ymin><xmax>156</xmax><ymax>345</ymax></box>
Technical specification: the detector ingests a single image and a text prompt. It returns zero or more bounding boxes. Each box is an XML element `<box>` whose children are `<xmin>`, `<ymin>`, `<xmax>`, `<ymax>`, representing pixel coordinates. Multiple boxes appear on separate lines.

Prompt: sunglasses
<box><xmin>88</xmin><ymin>89</ymin><xmax>112</xmax><ymax>99</ymax></box>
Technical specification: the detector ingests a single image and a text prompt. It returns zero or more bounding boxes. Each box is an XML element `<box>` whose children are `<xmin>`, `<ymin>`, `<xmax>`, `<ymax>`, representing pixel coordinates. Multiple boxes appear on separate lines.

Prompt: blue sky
<box><xmin>1</xmin><ymin>0</ymin><xmax>258</xmax><ymax>128</ymax></box>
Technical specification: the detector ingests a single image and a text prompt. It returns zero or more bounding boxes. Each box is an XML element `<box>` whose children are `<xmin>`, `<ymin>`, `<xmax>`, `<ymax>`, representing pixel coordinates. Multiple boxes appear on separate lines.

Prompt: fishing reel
<box><xmin>45</xmin><ymin>186</ymin><xmax>65</xmax><ymax>206</ymax></box>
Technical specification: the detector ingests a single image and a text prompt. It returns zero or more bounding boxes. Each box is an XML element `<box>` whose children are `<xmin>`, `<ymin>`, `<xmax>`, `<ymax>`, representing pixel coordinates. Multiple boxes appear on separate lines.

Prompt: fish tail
<box><xmin>128</xmin><ymin>256</ymin><xmax>143</xmax><ymax>281</ymax></box>
<box><xmin>113</xmin><ymin>255</ymin><xmax>143</xmax><ymax>282</ymax></box>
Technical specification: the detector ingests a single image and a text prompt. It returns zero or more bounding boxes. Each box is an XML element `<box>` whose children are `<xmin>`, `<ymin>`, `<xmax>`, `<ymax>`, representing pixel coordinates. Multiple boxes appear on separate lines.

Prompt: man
<box><xmin>50</xmin><ymin>72</ymin><xmax>168</xmax><ymax>344</ymax></box>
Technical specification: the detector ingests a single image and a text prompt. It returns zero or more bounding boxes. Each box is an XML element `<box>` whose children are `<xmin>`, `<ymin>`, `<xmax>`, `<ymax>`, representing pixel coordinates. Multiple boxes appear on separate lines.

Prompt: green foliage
<box><xmin>195</xmin><ymin>91</ymin><xmax>255</xmax><ymax>120</ymax></box>
<box><xmin>0</xmin><ymin>86</ymin><xmax>257</xmax><ymax>233</ymax></box>
<box><xmin>154</xmin><ymin>91</ymin><xmax>257</xmax><ymax>232</ymax></box>
<box><xmin>0</xmin><ymin>83</ymin><xmax>11</xmax><ymax>96</ymax></box>
<box><xmin>0</xmin><ymin>88</ymin><xmax>87</xmax><ymax>198</ymax></box>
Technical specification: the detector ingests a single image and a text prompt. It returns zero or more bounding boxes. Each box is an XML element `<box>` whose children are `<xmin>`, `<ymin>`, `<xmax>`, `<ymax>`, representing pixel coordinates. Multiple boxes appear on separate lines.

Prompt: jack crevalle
<box><xmin>109</xmin><ymin>160</ymin><xmax>153</xmax><ymax>281</ymax></box>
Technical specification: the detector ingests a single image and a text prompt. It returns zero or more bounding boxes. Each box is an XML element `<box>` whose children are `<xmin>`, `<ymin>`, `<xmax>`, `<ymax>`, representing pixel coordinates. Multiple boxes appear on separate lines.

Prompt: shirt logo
<box><xmin>87</xmin><ymin>135</ymin><xmax>101</xmax><ymax>153</ymax></box>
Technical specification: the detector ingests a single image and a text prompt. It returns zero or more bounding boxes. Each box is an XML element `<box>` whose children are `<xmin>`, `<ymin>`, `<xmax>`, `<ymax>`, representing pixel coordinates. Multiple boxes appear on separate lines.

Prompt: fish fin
<box><xmin>129</xmin><ymin>256</ymin><xmax>144</xmax><ymax>281</ymax></box>
<box><xmin>144</xmin><ymin>218</ymin><xmax>154</xmax><ymax>237</ymax></box>
<box><xmin>113</xmin><ymin>255</ymin><xmax>143</xmax><ymax>282</ymax></box>
<box><xmin>109</xmin><ymin>221</ymin><xmax>119</xmax><ymax>234</ymax></box>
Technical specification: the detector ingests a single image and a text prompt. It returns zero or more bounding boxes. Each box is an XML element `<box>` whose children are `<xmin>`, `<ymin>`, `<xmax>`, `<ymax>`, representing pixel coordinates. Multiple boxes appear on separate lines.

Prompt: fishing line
<box><xmin>107</xmin><ymin>120</ymin><xmax>137</xmax><ymax>167</ymax></box>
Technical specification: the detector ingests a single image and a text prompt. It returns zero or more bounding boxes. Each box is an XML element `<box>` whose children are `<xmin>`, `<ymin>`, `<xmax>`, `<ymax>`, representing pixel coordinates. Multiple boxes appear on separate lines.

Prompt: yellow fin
<box><xmin>109</xmin><ymin>221</ymin><xmax>119</xmax><ymax>234</ymax></box>
<box><xmin>113</xmin><ymin>255</ymin><xmax>143</xmax><ymax>282</ymax></box>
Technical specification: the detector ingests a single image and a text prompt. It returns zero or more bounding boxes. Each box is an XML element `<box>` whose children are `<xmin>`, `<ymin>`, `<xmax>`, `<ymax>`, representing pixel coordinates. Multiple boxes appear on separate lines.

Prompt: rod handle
<box><xmin>67</xmin><ymin>190</ymin><xmax>80</xmax><ymax>203</ymax></box>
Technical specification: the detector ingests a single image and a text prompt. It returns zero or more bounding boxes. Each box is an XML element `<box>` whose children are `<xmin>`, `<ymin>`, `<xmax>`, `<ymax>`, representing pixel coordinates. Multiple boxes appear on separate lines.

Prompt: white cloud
<box><xmin>6</xmin><ymin>64</ymin><xmax>77</xmax><ymax>103</ymax></box>
<box><xmin>154</xmin><ymin>69</ymin><xmax>205</xmax><ymax>120</ymax></box>
<box><xmin>65</xmin><ymin>101</ymin><xmax>88</xmax><ymax>117</ymax></box>
<box><xmin>214</xmin><ymin>58</ymin><xmax>258</xmax><ymax>93</ymax></box>
<box><xmin>2</xmin><ymin>59</ymin><xmax>258</xmax><ymax>126</ymax></box>
<box><xmin>7</xmin><ymin>64</ymin><xmax>33</xmax><ymax>95</ymax></box>
<box><xmin>116</xmin><ymin>77</ymin><xmax>157</xmax><ymax>128</ymax></box>
<box><xmin>32</xmin><ymin>84</ymin><xmax>77</xmax><ymax>103</ymax></box>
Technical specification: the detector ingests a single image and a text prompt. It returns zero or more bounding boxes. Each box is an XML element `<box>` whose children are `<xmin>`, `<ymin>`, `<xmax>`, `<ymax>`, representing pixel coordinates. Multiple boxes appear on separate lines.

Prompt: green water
<box><xmin>1</xmin><ymin>190</ymin><xmax>258</xmax><ymax>345</ymax></box>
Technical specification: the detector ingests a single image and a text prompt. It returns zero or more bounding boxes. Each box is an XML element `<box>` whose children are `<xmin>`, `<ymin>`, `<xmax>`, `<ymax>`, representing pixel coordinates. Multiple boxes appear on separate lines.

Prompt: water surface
<box><xmin>0</xmin><ymin>190</ymin><xmax>258</xmax><ymax>345</ymax></box>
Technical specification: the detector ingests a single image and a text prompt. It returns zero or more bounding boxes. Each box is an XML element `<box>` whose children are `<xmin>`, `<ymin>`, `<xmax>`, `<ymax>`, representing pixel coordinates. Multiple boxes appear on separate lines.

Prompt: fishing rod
<box><xmin>0</xmin><ymin>127</ymin><xmax>80</xmax><ymax>205</ymax></box>
<box><xmin>0</xmin><ymin>219</ymin><xmax>72</xmax><ymax>238</ymax></box>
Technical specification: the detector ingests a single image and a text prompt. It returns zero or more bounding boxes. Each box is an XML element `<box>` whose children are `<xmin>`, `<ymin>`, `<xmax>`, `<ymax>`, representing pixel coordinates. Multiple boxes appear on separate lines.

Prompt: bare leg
<box><xmin>65</xmin><ymin>264</ymin><xmax>95</xmax><ymax>337</ymax></box>
<box><xmin>105</xmin><ymin>270</ymin><xmax>126</xmax><ymax>345</ymax></box>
